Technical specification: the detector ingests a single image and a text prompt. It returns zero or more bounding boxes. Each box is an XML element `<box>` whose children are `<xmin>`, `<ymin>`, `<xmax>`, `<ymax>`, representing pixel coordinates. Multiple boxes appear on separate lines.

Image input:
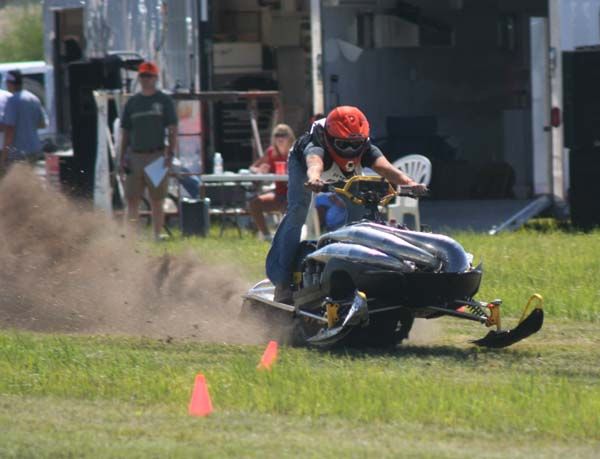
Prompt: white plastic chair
<box><xmin>301</xmin><ymin>193</ymin><xmax>321</xmax><ymax>240</ymax></box>
<box><xmin>388</xmin><ymin>154</ymin><xmax>432</xmax><ymax>230</ymax></box>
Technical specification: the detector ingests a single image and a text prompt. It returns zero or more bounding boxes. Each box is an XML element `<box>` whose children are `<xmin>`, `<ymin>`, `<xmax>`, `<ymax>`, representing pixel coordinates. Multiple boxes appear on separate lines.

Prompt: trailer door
<box><xmin>530</xmin><ymin>17</ymin><xmax>552</xmax><ymax>195</ymax></box>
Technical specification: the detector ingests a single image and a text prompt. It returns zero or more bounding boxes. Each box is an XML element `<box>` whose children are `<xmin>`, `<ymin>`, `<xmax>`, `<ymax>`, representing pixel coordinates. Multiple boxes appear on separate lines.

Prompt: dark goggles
<box><xmin>333</xmin><ymin>138</ymin><xmax>366</xmax><ymax>156</ymax></box>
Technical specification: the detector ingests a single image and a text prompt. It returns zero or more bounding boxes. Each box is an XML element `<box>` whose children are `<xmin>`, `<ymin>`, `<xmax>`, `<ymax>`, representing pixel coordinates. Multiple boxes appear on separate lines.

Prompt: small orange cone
<box><xmin>257</xmin><ymin>340</ymin><xmax>278</xmax><ymax>370</ymax></box>
<box><xmin>188</xmin><ymin>373</ymin><xmax>213</xmax><ymax>417</ymax></box>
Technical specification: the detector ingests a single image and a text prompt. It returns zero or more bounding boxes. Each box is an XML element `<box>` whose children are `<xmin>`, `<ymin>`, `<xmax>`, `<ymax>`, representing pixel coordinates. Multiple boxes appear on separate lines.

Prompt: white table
<box><xmin>199</xmin><ymin>173</ymin><xmax>320</xmax><ymax>239</ymax></box>
<box><xmin>200</xmin><ymin>173</ymin><xmax>288</xmax><ymax>183</ymax></box>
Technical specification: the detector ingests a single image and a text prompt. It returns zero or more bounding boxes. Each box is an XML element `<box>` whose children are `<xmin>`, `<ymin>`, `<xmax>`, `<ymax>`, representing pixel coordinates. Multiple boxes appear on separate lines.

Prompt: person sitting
<box><xmin>265</xmin><ymin>106</ymin><xmax>428</xmax><ymax>303</ymax></box>
<box><xmin>248</xmin><ymin>124</ymin><xmax>295</xmax><ymax>241</ymax></box>
<box><xmin>315</xmin><ymin>192</ymin><xmax>347</xmax><ymax>232</ymax></box>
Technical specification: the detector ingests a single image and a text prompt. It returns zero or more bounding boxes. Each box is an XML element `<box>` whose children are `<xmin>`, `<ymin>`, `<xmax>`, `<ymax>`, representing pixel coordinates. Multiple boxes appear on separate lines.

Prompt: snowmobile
<box><xmin>242</xmin><ymin>175</ymin><xmax>543</xmax><ymax>348</ymax></box>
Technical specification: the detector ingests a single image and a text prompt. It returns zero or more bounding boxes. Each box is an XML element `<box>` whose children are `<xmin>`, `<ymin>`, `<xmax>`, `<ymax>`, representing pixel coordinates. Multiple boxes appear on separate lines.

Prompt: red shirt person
<box><xmin>248</xmin><ymin>124</ymin><xmax>295</xmax><ymax>241</ymax></box>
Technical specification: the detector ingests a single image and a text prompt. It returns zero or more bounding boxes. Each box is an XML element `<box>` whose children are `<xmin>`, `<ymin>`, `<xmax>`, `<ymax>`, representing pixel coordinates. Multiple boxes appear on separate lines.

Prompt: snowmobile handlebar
<box><xmin>314</xmin><ymin>176</ymin><xmax>428</xmax><ymax>207</ymax></box>
<box><xmin>397</xmin><ymin>185</ymin><xmax>430</xmax><ymax>198</ymax></box>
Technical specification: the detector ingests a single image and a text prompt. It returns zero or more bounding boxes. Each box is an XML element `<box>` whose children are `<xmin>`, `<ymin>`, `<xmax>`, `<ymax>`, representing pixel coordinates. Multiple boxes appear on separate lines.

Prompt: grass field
<box><xmin>1</xmin><ymin>229</ymin><xmax>600</xmax><ymax>458</ymax></box>
<box><xmin>162</xmin><ymin>228</ymin><xmax>600</xmax><ymax>321</ymax></box>
<box><xmin>0</xmin><ymin>3</ymin><xmax>43</xmax><ymax>63</ymax></box>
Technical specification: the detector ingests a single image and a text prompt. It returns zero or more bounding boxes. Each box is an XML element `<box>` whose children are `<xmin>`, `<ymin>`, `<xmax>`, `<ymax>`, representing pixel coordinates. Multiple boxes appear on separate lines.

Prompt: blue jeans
<box><xmin>266</xmin><ymin>154</ymin><xmax>312</xmax><ymax>286</ymax></box>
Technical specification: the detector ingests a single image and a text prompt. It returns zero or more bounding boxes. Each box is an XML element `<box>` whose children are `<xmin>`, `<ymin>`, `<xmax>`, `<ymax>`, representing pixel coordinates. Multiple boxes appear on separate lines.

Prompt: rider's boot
<box><xmin>274</xmin><ymin>284</ymin><xmax>293</xmax><ymax>305</ymax></box>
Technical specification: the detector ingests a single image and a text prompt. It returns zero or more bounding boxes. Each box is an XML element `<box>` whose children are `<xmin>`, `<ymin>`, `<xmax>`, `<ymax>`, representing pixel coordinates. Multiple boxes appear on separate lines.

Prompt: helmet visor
<box><xmin>332</xmin><ymin>138</ymin><xmax>366</xmax><ymax>158</ymax></box>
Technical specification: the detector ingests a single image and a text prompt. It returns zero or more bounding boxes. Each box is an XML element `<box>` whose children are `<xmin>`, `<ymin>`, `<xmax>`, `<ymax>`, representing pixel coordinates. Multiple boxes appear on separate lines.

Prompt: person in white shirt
<box><xmin>0</xmin><ymin>88</ymin><xmax>12</xmax><ymax>153</ymax></box>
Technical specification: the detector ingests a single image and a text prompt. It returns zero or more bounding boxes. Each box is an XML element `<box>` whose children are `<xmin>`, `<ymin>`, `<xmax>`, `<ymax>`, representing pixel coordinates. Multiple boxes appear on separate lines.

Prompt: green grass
<box><xmin>456</xmin><ymin>230</ymin><xmax>600</xmax><ymax>321</ymax></box>
<box><xmin>3</xmin><ymin>397</ymin><xmax>595</xmax><ymax>459</ymax></box>
<box><xmin>0</xmin><ymin>321</ymin><xmax>599</xmax><ymax>458</ymax></box>
<box><xmin>161</xmin><ymin>228</ymin><xmax>600</xmax><ymax>320</ymax></box>
<box><xmin>2</xmin><ymin>229</ymin><xmax>600</xmax><ymax>457</ymax></box>
<box><xmin>0</xmin><ymin>4</ymin><xmax>43</xmax><ymax>63</ymax></box>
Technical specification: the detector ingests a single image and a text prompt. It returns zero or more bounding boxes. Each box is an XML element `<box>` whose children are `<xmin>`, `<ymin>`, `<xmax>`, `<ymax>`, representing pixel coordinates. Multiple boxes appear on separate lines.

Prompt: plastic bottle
<box><xmin>213</xmin><ymin>152</ymin><xmax>224</xmax><ymax>174</ymax></box>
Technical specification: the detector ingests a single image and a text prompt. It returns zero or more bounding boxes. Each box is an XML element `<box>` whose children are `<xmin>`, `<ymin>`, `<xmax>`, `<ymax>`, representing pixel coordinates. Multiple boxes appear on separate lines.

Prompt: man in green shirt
<box><xmin>119</xmin><ymin>61</ymin><xmax>178</xmax><ymax>240</ymax></box>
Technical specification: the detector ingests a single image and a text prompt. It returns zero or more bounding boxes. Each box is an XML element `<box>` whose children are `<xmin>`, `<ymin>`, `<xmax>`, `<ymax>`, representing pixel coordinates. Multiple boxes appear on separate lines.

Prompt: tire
<box><xmin>348</xmin><ymin>311</ymin><xmax>414</xmax><ymax>349</ymax></box>
<box><xmin>289</xmin><ymin>316</ymin><xmax>322</xmax><ymax>347</ymax></box>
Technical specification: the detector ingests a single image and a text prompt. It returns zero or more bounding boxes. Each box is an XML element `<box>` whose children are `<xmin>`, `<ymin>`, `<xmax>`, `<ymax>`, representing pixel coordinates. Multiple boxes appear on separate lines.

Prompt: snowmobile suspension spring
<box><xmin>467</xmin><ymin>303</ymin><xmax>487</xmax><ymax>318</ymax></box>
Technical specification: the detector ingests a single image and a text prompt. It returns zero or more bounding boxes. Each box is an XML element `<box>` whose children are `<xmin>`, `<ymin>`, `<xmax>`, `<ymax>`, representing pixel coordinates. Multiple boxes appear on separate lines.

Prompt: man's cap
<box><xmin>6</xmin><ymin>70</ymin><xmax>23</xmax><ymax>85</ymax></box>
<box><xmin>138</xmin><ymin>61</ymin><xmax>159</xmax><ymax>76</ymax></box>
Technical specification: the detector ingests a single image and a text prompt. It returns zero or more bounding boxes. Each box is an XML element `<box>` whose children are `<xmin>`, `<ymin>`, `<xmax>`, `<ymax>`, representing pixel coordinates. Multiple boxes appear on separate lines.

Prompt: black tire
<box><xmin>347</xmin><ymin>311</ymin><xmax>414</xmax><ymax>349</ymax></box>
<box><xmin>289</xmin><ymin>316</ymin><xmax>323</xmax><ymax>347</ymax></box>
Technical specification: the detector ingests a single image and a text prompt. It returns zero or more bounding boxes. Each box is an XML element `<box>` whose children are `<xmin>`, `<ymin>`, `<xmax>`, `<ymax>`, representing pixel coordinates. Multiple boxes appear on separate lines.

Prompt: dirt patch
<box><xmin>0</xmin><ymin>165</ymin><xmax>269</xmax><ymax>343</ymax></box>
<box><xmin>405</xmin><ymin>319</ymin><xmax>440</xmax><ymax>345</ymax></box>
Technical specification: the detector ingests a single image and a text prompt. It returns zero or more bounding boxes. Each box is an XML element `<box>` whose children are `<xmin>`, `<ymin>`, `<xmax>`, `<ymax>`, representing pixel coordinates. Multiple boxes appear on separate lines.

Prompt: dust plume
<box><xmin>0</xmin><ymin>165</ymin><xmax>270</xmax><ymax>343</ymax></box>
<box><xmin>404</xmin><ymin>319</ymin><xmax>441</xmax><ymax>345</ymax></box>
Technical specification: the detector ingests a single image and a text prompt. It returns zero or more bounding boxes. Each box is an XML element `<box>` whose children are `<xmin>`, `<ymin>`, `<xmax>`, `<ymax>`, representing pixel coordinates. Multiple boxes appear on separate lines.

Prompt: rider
<box><xmin>266</xmin><ymin>105</ymin><xmax>428</xmax><ymax>303</ymax></box>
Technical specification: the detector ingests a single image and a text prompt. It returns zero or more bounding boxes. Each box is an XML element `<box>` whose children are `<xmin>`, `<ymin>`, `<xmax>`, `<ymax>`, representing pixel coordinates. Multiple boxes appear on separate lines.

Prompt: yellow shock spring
<box><xmin>326</xmin><ymin>302</ymin><xmax>340</xmax><ymax>329</ymax></box>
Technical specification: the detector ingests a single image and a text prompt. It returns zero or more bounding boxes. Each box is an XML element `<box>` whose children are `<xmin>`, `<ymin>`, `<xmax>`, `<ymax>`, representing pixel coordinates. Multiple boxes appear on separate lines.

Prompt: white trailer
<box><xmin>310</xmin><ymin>0</ymin><xmax>600</xmax><ymax>228</ymax></box>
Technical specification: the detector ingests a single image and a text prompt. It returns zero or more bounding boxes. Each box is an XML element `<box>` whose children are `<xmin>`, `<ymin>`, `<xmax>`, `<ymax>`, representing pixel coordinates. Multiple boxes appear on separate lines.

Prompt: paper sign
<box><xmin>144</xmin><ymin>156</ymin><xmax>168</xmax><ymax>188</ymax></box>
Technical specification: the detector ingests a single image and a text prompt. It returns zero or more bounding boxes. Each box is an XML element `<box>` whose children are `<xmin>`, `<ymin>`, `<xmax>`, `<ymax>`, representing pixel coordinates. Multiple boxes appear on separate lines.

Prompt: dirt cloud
<box><xmin>0</xmin><ymin>165</ymin><xmax>269</xmax><ymax>343</ymax></box>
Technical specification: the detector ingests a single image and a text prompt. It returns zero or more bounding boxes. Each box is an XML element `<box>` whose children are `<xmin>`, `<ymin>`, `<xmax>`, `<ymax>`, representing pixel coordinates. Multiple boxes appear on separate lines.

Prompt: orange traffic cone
<box><xmin>257</xmin><ymin>340</ymin><xmax>278</xmax><ymax>370</ymax></box>
<box><xmin>188</xmin><ymin>373</ymin><xmax>213</xmax><ymax>417</ymax></box>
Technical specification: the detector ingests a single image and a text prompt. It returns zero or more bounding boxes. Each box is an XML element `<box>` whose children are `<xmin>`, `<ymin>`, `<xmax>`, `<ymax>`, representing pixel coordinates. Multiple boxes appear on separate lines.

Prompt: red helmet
<box><xmin>324</xmin><ymin>106</ymin><xmax>370</xmax><ymax>173</ymax></box>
